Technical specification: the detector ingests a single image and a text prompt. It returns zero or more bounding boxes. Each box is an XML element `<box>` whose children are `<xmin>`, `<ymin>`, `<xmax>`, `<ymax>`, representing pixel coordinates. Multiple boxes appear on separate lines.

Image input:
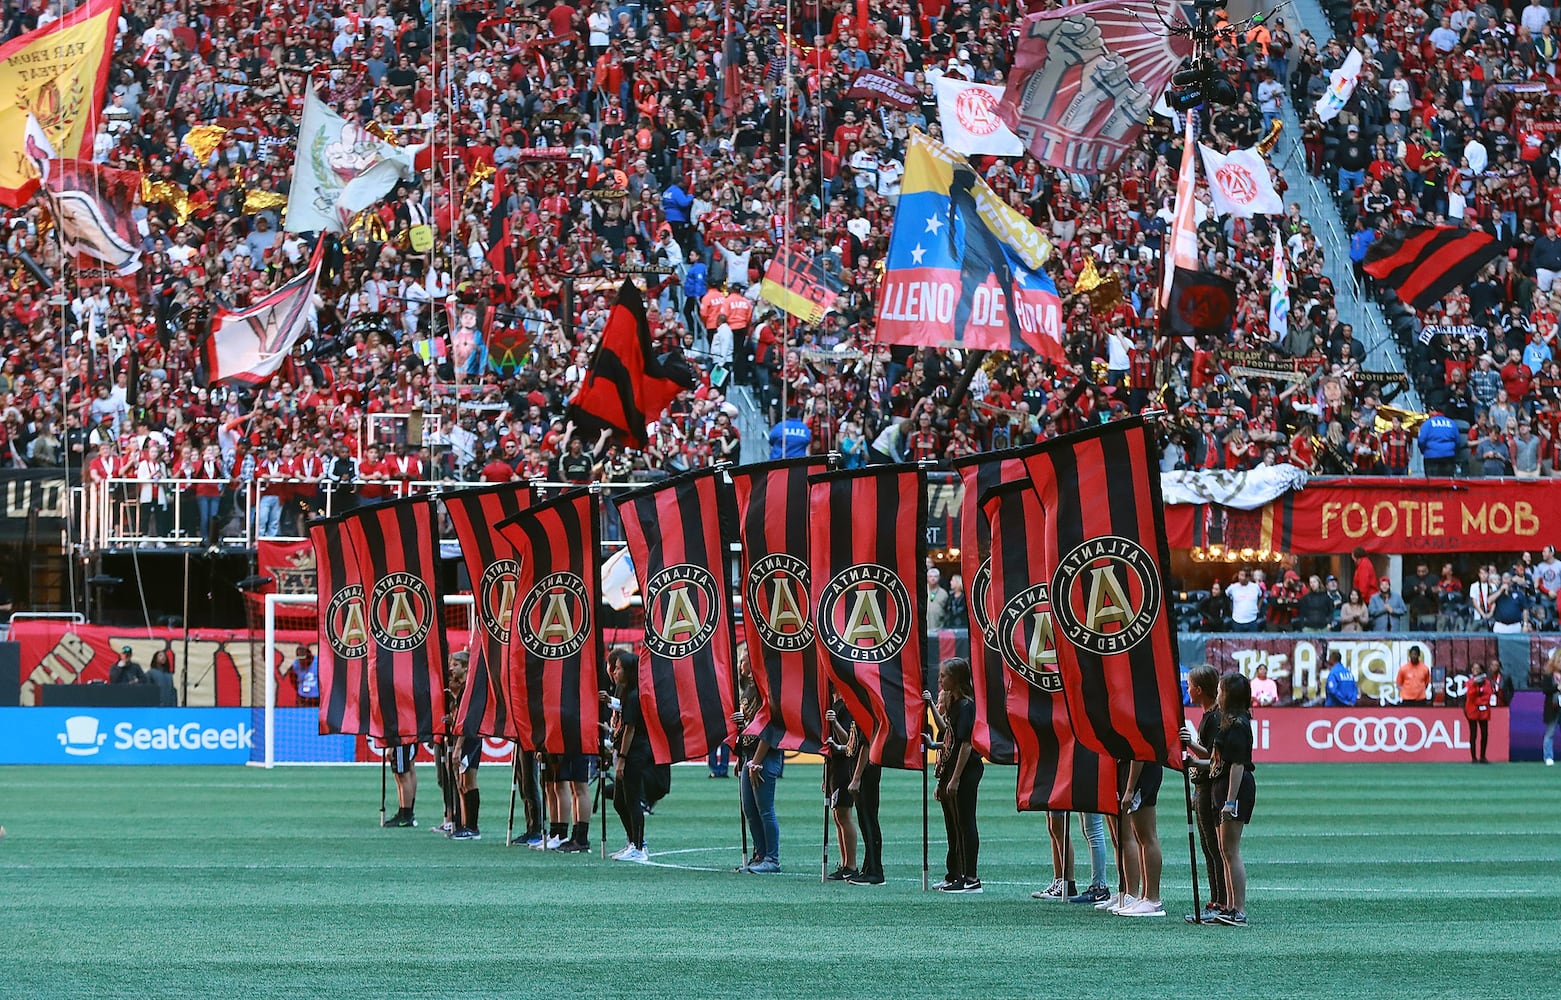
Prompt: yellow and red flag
<box><xmin>0</xmin><ymin>0</ymin><xmax>121</xmax><ymax>207</ymax></box>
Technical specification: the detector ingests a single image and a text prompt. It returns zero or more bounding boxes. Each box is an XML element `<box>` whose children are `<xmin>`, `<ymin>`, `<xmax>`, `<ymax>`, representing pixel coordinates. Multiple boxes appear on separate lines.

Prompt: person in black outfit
<box><xmin>610</xmin><ymin>652</ymin><xmax>653</xmax><ymax>862</ymax></box>
<box><xmin>823</xmin><ymin>696</ymin><xmax>860</xmax><ymax>881</ymax></box>
<box><xmin>1212</xmin><ymin>672</ymin><xmax>1257</xmax><ymax>926</ymax></box>
<box><xmin>1181</xmin><ymin>665</ymin><xmax>1226</xmax><ymax>923</ymax></box>
<box><xmin>1198</xmin><ymin>580</ymin><xmax>1233</xmax><ymax>632</ymax></box>
<box><xmin>846</xmin><ymin>717</ymin><xmax>885</xmax><ymax>886</ymax></box>
<box><xmin>109</xmin><ymin>646</ymin><xmax>146</xmax><ymax>685</ymax></box>
<box><xmin>147</xmin><ymin>650</ymin><xmax>177</xmax><ymax>706</ymax></box>
<box><xmin>928</xmin><ymin>658</ymin><xmax>983</xmax><ymax>893</ymax></box>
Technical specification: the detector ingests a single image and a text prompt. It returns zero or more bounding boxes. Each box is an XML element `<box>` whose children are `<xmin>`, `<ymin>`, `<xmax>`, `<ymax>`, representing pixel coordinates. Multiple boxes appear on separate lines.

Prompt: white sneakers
<box><xmin>611</xmin><ymin>843</ymin><xmax>649</xmax><ymax>862</ymax></box>
<box><xmin>1117</xmin><ymin>898</ymin><xmax>1167</xmax><ymax>917</ymax></box>
<box><xmin>1099</xmin><ymin>893</ymin><xmax>1137</xmax><ymax>912</ymax></box>
<box><xmin>1031</xmin><ymin>878</ymin><xmax>1067</xmax><ymax>900</ymax></box>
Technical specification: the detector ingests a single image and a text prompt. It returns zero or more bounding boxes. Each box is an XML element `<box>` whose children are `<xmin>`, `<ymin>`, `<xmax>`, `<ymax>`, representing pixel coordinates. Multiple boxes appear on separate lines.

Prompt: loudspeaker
<box><xmin>0</xmin><ymin>641</ymin><xmax>20</xmax><ymax>707</ymax></box>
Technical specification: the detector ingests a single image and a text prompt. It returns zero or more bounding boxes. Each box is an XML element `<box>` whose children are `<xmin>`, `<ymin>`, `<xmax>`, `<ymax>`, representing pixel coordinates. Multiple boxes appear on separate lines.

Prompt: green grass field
<box><xmin>0</xmin><ymin>762</ymin><xmax>1555</xmax><ymax>999</ymax></box>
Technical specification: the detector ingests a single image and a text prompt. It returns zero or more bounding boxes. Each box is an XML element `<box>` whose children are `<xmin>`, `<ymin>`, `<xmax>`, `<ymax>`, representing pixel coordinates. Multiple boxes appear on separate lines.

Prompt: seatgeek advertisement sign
<box><xmin>0</xmin><ymin>708</ymin><xmax>255</xmax><ymax>764</ymax></box>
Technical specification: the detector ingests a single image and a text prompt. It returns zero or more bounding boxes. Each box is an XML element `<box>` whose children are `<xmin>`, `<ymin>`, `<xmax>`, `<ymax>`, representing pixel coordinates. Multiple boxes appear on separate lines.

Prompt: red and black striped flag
<box><xmin>808</xmin><ymin>465</ymin><xmax>927</xmax><ymax>771</ymax></box>
<box><xmin>341</xmin><ymin>498</ymin><xmax>450</xmax><ymax>744</ymax></box>
<box><xmin>495</xmin><ymin>488</ymin><xmax>604</xmax><ymax>755</ymax></box>
<box><xmin>1020</xmin><ymin>417</ymin><xmax>1184</xmax><ymax>769</ymax></box>
<box><xmin>982</xmin><ymin>482</ymin><xmax>1117</xmax><ymax>813</ymax></box>
<box><xmin>615</xmin><ymin>469</ymin><xmax>739</xmax><ymax>764</ymax></box>
<box><xmin>731</xmin><ymin>458</ymin><xmax>828</xmax><ymax>753</ymax></box>
<box><xmin>567</xmin><ymin>279</ymin><xmax>696</xmax><ymax>449</ymax></box>
<box><xmin>1363</xmin><ymin>223</ymin><xmax>1503</xmax><ymax>312</ymax></box>
<box><xmin>310</xmin><ymin>516</ymin><xmax>370</xmax><ymax>735</ymax></box>
<box><xmin>444</xmin><ymin>481</ymin><xmax>535</xmax><ymax>739</ymax></box>
<box><xmin>952</xmin><ymin>453</ymin><xmax>1026</xmax><ymax>766</ymax></box>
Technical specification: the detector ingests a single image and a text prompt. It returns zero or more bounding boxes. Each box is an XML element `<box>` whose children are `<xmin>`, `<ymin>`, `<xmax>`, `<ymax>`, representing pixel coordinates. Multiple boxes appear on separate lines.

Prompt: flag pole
<box><xmin>822</xmin><ymin>787</ymin><xmax>830</xmax><ymax>883</ymax></box>
<box><xmin>506</xmin><ymin>742</ymin><xmax>519</xmax><ymax>846</ymax></box>
<box><xmin>539</xmin><ymin>755</ymin><xmax>550</xmax><ymax>853</ymax></box>
<box><xmin>1181</xmin><ymin>763</ymin><xmax>1205</xmax><ymax>923</ymax></box>
<box><xmin>379</xmin><ymin>745</ymin><xmax>387</xmax><ymax>827</ymax></box>
<box><xmin>921</xmin><ymin>755</ymin><xmax>929</xmax><ymax>891</ymax></box>
<box><xmin>599</xmin><ymin>762</ymin><xmax>607</xmax><ymax>859</ymax></box>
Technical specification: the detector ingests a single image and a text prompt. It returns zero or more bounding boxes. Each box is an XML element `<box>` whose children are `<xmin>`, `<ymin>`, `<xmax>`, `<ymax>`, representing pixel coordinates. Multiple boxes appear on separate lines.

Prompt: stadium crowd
<box><xmin>2</xmin><ymin>0</ymin><xmax>1561</xmax><ymax>546</ymax></box>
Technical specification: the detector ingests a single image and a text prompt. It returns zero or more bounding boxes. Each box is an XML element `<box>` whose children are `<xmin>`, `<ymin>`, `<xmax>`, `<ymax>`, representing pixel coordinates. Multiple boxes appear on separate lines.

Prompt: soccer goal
<box><xmin>256</xmin><ymin>592</ymin><xmax>473</xmax><ymax>768</ymax></box>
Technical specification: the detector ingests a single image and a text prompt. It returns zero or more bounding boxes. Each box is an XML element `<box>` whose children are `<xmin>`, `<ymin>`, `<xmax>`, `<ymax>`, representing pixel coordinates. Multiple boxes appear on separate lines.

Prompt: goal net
<box><xmin>253</xmin><ymin>592</ymin><xmax>474</xmax><ymax>767</ymax></box>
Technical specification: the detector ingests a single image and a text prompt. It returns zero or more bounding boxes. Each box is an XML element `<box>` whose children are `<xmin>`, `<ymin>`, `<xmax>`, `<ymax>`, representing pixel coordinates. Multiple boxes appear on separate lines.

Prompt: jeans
<box><xmin>1338</xmin><ymin>167</ymin><xmax>1366</xmax><ymax>193</ymax></box>
<box><xmin>197</xmin><ymin>495</ymin><xmax>221</xmax><ymax>540</ymax></box>
<box><xmin>739</xmin><ymin>753</ymin><xmax>784</xmax><ymax>863</ymax></box>
<box><xmin>708</xmin><ymin>743</ymin><xmax>730</xmax><ymax>776</ymax></box>
<box><xmin>257</xmin><ymin>494</ymin><xmax>282</xmax><ymax>538</ymax></box>
<box><xmin>856</xmin><ymin>763</ymin><xmax>884</xmax><ymax>876</ymax></box>
<box><xmin>1079</xmin><ymin>811</ymin><xmax>1108</xmax><ymax>888</ymax></box>
<box><xmin>1544</xmin><ymin>719</ymin><xmax>1557</xmax><ymax>763</ymax></box>
<box><xmin>1233</xmin><ymin>619</ymin><xmax>1263</xmax><ymax>633</ymax></box>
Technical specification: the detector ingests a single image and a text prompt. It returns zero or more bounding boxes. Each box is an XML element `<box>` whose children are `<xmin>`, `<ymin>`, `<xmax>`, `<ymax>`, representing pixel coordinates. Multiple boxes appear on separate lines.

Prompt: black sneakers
<box><xmin>558</xmin><ymin>839</ymin><xmax>590</xmax><ymax>853</ymax></box>
<box><xmin>382</xmin><ymin>809</ymin><xmax>416</xmax><ymax>828</ymax></box>
<box><xmin>825</xmin><ymin>865</ymin><xmax>858</xmax><ymax>882</ymax></box>
<box><xmin>846</xmin><ymin>871</ymin><xmax>885</xmax><ymax>886</ymax></box>
<box><xmin>450</xmin><ymin>827</ymin><xmax>481</xmax><ymax>841</ymax></box>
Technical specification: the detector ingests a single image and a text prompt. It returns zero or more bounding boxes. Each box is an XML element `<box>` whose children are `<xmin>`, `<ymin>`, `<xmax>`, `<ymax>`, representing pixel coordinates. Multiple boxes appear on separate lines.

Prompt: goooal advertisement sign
<box><xmin>0</xmin><ymin>708</ymin><xmax>255</xmax><ymax>764</ymax></box>
<box><xmin>1191</xmin><ymin>707</ymin><xmax>1509</xmax><ymax>763</ymax></box>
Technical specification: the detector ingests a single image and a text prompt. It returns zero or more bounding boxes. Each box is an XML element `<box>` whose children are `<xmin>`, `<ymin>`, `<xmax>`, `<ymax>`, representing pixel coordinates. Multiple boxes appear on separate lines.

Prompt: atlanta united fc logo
<box><xmin>817</xmin><ymin>564</ymin><xmax>912</xmax><ymax>663</ymax></box>
<box><xmin>516</xmin><ymin>572</ymin><xmax>591</xmax><ymax>659</ymax></box>
<box><xmin>478</xmin><ymin>559</ymin><xmax>520</xmax><ymax>645</ymax></box>
<box><xmin>1214</xmin><ymin>162</ymin><xmax>1258</xmax><ymax>204</ymax></box>
<box><xmin>1050</xmin><ymin>536</ymin><xmax>1162</xmax><ymax>656</ymax></box>
<box><xmin>368</xmin><ymin>572</ymin><xmax>434</xmax><ymax>652</ymax></box>
<box><xmin>995</xmin><ymin>582</ymin><xmax>1062</xmax><ymax>693</ymax></box>
<box><xmin>324</xmin><ymin>584</ymin><xmax>369</xmax><ymax>659</ymax></box>
<box><xmin>954</xmin><ymin>86</ymin><xmax>1003</xmax><ymax>136</ymax></box>
<box><xmin>746</xmin><ymin>553</ymin><xmax>815</xmax><ymax>652</ymax></box>
<box><xmin>644</xmin><ymin>563</ymin><xmax>721</xmax><ymax>659</ymax></box>
<box><xmin>969</xmin><ymin>557</ymin><xmax>996</xmax><ymax>646</ymax></box>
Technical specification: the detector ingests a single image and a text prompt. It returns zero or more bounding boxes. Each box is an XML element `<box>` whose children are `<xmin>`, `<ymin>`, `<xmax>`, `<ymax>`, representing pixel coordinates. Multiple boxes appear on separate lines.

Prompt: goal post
<box><xmin>257</xmin><ymin>592</ymin><xmax>474</xmax><ymax>767</ymax></box>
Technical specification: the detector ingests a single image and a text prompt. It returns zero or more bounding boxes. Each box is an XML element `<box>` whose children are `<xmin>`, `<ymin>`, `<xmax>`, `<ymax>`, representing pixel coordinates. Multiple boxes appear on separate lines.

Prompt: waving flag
<box><xmin>982</xmin><ymin>482</ymin><xmax>1118</xmax><ymax>814</ymax></box>
<box><xmin>341</xmin><ymin>498</ymin><xmax>450</xmax><ymax>744</ymax></box>
<box><xmin>876</xmin><ymin>131</ymin><xmax>1061</xmax><ymax>357</ymax></box>
<box><xmin>809</xmin><ymin>466</ymin><xmax>928</xmax><ymax>771</ymax></box>
<box><xmin>1160</xmin><ymin>115</ymin><xmax>1200</xmax><ymax>310</ymax></box>
<box><xmin>310</xmin><ymin>516</ymin><xmax>371</xmax><ymax>736</ymax></box>
<box><xmin>445</xmin><ymin>482</ymin><xmax>535</xmax><ymax>739</ymax></box>
<box><xmin>616</xmin><ymin>469</ymin><xmax>740</xmax><ymax>764</ymax></box>
<box><xmin>0</xmin><ymin>0</ymin><xmax>120</xmax><ymax>206</ymax></box>
<box><xmin>999</xmin><ymin>0</ymin><xmax>1191</xmax><ymax>175</ymax></box>
<box><xmin>496</xmin><ymin>489</ymin><xmax>604</xmax><ymax>755</ymax></box>
<box><xmin>286</xmin><ymin>87</ymin><xmax>421</xmax><ymax>233</ymax></box>
<box><xmin>760</xmin><ymin>249</ymin><xmax>843</xmax><ymax>325</ymax></box>
<box><xmin>731</xmin><ymin>459</ymin><xmax>829</xmax><ymax>754</ymax></box>
<box><xmin>568</xmin><ymin>280</ymin><xmax>696</xmax><ymax>448</ymax></box>
<box><xmin>1199</xmin><ymin>144</ymin><xmax>1283</xmax><ymax>218</ymax></box>
<box><xmin>1363</xmin><ymin>224</ymin><xmax>1503</xmax><ymax>312</ymax></box>
<box><xmin>1020</xmin><ymin>418</ymin><xmax>1185</xmax><ymax>768</ymax></box>
<box><xmin>1314</xmin><ymin>48</ymin><xmax>1362</xmax><ymax>124</ymax></box>
<box><xmin>1269</xmin><ymin>232</ymin><xmax>1290</xmax><ymax>340</ymax></box>
<box><xmin>934</xmin><ymin>78</ymin><xmax>1024</xmax><ymax>157</ymax></box>
<box><xmin>205</xmin><ymin>241</ymin><xmax>323</xmax><ymax>385</ymax></box>
<box><xmin>951</xmin><ymin>452</ymin><xmax>1027</xmax><ymax>766</ymax></box>
<box><xmin>33</xmin><ymin>154</ymin><xmax>143</xmax><ymax>274</ymax></box>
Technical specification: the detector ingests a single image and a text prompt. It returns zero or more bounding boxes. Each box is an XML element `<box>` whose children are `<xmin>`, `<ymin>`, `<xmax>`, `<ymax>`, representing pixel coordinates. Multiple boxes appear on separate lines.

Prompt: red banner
<box><xmin>1189</xmin><ymin>707</ymin><xmax>1508</xmax><ymax>763</ymax></box>
<box><xmin>1167</xmin><ymin>478</ymin><xmax>1561</xmax><ymax>555</ymax></box>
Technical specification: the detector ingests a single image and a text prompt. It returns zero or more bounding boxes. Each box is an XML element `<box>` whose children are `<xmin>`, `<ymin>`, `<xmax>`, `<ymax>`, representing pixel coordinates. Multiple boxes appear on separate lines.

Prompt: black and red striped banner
<box><xmin>1020</xmin><ymin>417</ymin><xmax>1185</xmax><ymax>769</ymax></box>
<box><xmin>615</xmin><ymin>469</ymin><xmax>739</xmax><ymax>764</ymax></box>
<box><xmin>340</xmin><ymin>498</ymin><xmax>450</xmax><ymax>744</ymax></box>
<box><xmin>982</xmin><ymin>482</ymin><xmax>1117</xmax><ymax>813</ymax></box>
<box><xmin>731</xmin><ymin>458</ymin><xmax>828</xmax><ymax>753</ymax></box>
<box><xmin>808</xmin><ymin>465</ymin><xmax>927</xmax><ymax>771</ymax></box>
<box><xmin>444</xmin><ymin>482</ymin><xmax>535</xmax><ymax>739</ymax></box>
<box><xmin>310</xmin><ymin>516</ymin><xmax>371</xmax><ymax>736</ymax></box>
<box><xmin>1362</xmin><ymin>224</ymin><xmax>1503</xmax><ymax>312</ymax></box>
<box><xmin>952</xmin><ymin>452</ymin><xmax>1026</xmax><ymax>766</ymax></box>
<box><xmin>495</xmin><ymin>488</ymin><xmax>604</xmax><ymax>755</ymax></box>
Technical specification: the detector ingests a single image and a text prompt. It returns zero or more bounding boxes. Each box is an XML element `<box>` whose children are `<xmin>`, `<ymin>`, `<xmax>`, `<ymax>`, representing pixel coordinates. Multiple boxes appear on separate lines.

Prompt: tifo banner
<box><xmin>0</xmin><ymin>708</ymin><xmax>255</xmax><ymax>765</ymax></box>
<box><xmin>0</xmin><ymin>468</ymin><xmax>74</xmax><ymax>541</ymax></box>
<box><xmin>877</xmin><ymin>131</ymin><xmax>1061</xmax><ymax>357</ymax></box>
<box><xmin>1000</xmin><ymin>0</ymin><xmax>1191</xmax><ymax>175</ymax></box>
<box><xmin>1189</xmin><ymin>707</ymin><xmax>1509</xmax><ymax>763</ymax></box>
<box><xmin>844</xmin><ymin>68</ymin><xmax>920</xmax><ymax>109</ymax></box>
<box><xmin>1165</xmin><ymin>478</ymin><xmax>1561</xmax><ymax>555</ymax></box>
<box><xmin>1202</xmin><ymin>634</ymin><xmax>1499</xmax><ymax>706</ymax></box>
<box><xmin>15</xmin><ymin>621</ymin><xmax>270</xmax><ymax>707</ymax></box>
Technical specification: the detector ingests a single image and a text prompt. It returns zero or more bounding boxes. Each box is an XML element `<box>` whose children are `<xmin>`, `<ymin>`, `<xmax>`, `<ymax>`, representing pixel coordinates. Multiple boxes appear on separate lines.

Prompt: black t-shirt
<box><xmin>559</xmin><ymin>453</ymin><xmax>593</xmax><ymax>483</ymax></box>
<box><xmin>1214</xmin><ymin>713</ymin><xmax>1255</xmax><ymax>771</ymax></box>
<box><xmin>619</xmin><ymin>686</ymin><xmax>651</xmax><ymax>754</ymax></box>
<box><xmin>948</xmin><ymin>695</ymin><xmax>975</xmax><ymax>747</ymax></box>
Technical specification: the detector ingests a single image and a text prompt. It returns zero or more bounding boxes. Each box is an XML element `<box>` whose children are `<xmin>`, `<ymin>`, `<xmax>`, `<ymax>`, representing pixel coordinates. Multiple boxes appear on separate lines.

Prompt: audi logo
<box><xmin>1307</xmin><ymin>716</ymin><xmax>1462</xmax><ymax>754</ymax></box>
